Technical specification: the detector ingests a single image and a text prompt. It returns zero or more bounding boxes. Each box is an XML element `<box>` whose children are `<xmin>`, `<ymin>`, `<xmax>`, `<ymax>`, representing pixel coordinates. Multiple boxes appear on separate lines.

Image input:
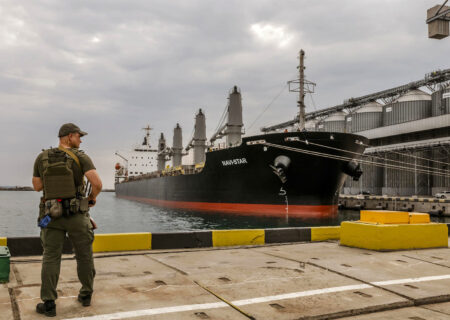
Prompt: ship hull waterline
<box><xmin>115</xmin><ymin>131</ymin><xmax>368</xmax><ymax>219</ymax></box>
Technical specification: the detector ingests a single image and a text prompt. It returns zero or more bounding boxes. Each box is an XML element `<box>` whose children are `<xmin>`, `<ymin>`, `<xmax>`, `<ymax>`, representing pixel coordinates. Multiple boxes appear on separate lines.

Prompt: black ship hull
<box><xmin>115</xmin><ymin>132</ymin><xmax>368</xmax><ymax>218</ymax></box>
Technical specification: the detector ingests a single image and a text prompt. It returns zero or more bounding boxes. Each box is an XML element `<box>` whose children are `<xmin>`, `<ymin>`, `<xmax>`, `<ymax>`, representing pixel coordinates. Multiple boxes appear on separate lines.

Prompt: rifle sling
<box><xmin>58</xmin><ymin>146</ymin><xmax>81</xmax><ymax>168</ymax></box>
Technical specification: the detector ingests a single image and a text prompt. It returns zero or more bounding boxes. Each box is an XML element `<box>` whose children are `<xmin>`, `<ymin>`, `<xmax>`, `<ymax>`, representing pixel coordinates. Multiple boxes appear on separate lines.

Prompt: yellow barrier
<box><xmin>360</xmin><ymin>210</ymin><xmax>409</xmax><ymax>224</ymax></box>
<box><xmin>409</xmin><ymin>212</ymin><xmax>430</xmax><ymax>224</ymax></box>
<box><xmin>0</xmin><ymin>238</ymin><xmax>6</xmax><ymax>246</ymax></box>
<box><xmin>212</xmin><ymin>229</ymin><xmax>264</xmax><ymax>247</ymax></box>
<box><xmin>93</xmin><ymin>233</ymin><xmax>152</xmax><ymax>252</ymax></box>
<box><xmin>311</xmin><ymin>226</ymin><xmax>340</xmax><ymax>241</ymax></box>
<box><xmin>340</xmin><ymin>222</ymin><xmax>448</xmax><ymax>251</ymax></box>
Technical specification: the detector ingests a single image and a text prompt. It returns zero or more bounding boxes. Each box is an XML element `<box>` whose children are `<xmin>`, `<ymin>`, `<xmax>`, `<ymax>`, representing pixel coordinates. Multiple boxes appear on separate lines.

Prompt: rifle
<box><xmin>84</xmin><ymin>180</ymin><xmax>98</xmax><ymax>230</ymax></box>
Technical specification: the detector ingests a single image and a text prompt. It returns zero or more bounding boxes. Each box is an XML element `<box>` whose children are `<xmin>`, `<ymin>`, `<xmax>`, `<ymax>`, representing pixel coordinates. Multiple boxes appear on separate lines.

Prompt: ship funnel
<box><xmin>226</xmin><ymin>86</ymin><xmax>243</xmax><ymax>146</ymax></box>
<box><xmin>157</xmin><ymin>132</ymin><xmax>167</xmax><ymax>171</ymax></box>
<box><xmin>193</xmin><ymin>109</ymin><xmax>207</xmax><ymax>164</ymax></box>
<box><xmin>172</xmin><ymin>123</ymin><xmax>183</xmax><ymax>167</ymax></box>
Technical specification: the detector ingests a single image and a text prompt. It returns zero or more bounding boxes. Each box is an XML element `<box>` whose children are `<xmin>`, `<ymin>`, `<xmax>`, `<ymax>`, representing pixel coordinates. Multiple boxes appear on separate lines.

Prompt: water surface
<box><xmin>0</xmin><ymin>191</ymin><xmax>447</xmax><ymax>237</ymax></box>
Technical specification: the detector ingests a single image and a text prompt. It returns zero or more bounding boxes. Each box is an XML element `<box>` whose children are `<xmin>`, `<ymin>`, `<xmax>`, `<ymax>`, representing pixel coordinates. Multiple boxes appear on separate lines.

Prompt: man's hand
<box><xmin>88</xmin><ymin>199</ymin><xmax>96</xmax><ymax>207</ymax></box>
<box><xmin>85</xmin><ymin>169</ymin><xmax>102</xmax><ymax>206</ymax></box>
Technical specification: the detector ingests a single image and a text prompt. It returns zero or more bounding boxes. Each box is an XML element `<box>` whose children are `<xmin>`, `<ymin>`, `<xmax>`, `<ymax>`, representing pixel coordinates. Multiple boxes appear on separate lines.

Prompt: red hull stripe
<box><xmin>116</xmin><ymin>195</ymin><xmax>338</xmax><ymax>218</ymax></box>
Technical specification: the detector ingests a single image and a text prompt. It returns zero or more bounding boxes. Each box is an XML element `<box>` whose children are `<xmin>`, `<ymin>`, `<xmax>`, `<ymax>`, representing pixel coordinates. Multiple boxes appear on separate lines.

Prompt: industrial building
<box><xmin>262</xmin><ymin>69</ymin><xmax>450</xmax><ymax>197</ymax></box>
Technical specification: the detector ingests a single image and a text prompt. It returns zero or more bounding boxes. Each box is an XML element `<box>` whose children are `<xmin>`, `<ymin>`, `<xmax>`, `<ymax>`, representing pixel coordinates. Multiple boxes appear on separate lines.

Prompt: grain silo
<box><xmin>383</xmin><ymin>89</ymin><xmax>432</xmax><ymax>126</ymax></box>
<box><xmin>317</xmin><ymin>111</ymin><xmax>347</xmax><ymax>132</ymax></box>
<box><xmin>350</xmin><ymin>101</ymin><xmax>383</xmax><ymax>132</ymax></box>
<box><xmin>432</xmin><ymin>84</ymin><xmax>450</xmax><ymax>116</ymax></box>
<box><xmin>305</xmin><ymin>119</ymin><xmax>318</xmax><ymax>131</ymax></box>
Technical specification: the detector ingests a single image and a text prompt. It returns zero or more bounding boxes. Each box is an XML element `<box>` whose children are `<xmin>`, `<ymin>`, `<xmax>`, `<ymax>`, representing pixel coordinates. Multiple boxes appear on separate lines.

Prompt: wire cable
<box><xmin>293</xmin><ymin>138</ymin><xmax>450</xmax><ymax>175</ymax></box>
<box><xmin>262</xmin><ymin>142</ymin><xmax>450</xmax><ymax>178</ymax></box>
<box><xmin>247</xmin><ymin>84</ymin><xmax>288</xmax><ymax>131</ymax></box>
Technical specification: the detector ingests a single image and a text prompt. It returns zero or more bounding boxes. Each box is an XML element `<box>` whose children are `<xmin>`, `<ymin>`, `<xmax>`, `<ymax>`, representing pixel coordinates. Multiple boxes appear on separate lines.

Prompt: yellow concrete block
<box><xmin>0</xmin><ymin>238</ymin><xmax>6</xmax><ymax>246</ymax></box>
<box><xmin>340</xmin><ymin>221</ymin><xmax>448</xmax><ymax>251</ymax></box>
<box><xmin>409</xmin><ymin>212</ymin><xmax>430</xmax><ymax>224</ymax></box>
<box><xmin>360</xmin><ymin>210</ymin><xmax>409</xmax><ymax>224</ymax></box>
<box><xmin>311</xmin><ymin>226</ymin><xmax>340</xmax><ymax>241</ymax></box>
<box><xmin>93</xmin><ymin>233</ymin><xmax>152</xmax><ymax>253</ymax></box>
<box><xmin>212</xmin><ymin>229</ymin><xmax>264</xmax><ymax>247</ymax></box>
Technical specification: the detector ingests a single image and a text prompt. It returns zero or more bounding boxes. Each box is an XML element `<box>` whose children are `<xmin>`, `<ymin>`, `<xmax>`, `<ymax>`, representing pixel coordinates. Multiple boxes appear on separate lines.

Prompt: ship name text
<box><xmin>221</xmin><ymin>158</ymin><xmax>248</xmax><ymax>166</ymax></box>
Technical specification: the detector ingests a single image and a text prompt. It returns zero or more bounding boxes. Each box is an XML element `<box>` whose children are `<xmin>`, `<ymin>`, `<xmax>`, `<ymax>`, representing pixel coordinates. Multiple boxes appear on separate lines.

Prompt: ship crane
<box><xmin>185</xmin><ymin>109</ymin><xmax>207</xmax><ymax>164</ymax></box>
<box><xmin>210</xmin><ymin>86</ymin><xmax>244</xmax><ymax>147</ymax></box>
<box><xmin>114</xmin><ymin>151</ymin><xmax>129</xmax><ymax>183</ymax></box>
<box><xmin>157</xmin><ymin>133</ymin><xmax>172</xmax><ymax>171</ymax></box>
<box><xmin>261</xmin><ymin>68</ymin><xmax>450</xmax><ymax>133</ymax></box>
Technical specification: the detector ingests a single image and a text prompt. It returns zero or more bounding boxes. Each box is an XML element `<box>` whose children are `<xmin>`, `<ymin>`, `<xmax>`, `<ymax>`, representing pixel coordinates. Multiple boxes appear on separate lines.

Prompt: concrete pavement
<box><xmin>2</xmin><ymin>240</ymin><xmax>450</xmax><ymax>319</ymax></box>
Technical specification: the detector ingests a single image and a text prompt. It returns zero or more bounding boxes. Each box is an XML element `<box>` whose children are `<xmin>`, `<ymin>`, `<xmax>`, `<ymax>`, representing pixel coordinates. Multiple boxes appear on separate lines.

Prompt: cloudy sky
<box><xmin>0</xmin><ymin>0</ymin><xmax>448</xmax><ymax>189</ymax></box>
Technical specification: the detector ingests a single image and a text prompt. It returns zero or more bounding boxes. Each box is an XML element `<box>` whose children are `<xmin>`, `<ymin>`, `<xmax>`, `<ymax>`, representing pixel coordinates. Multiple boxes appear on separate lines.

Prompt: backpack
<box><xmin>41</xmin><ymin>147</ymin><xmax>83</xmax><ymax>200</ymax></box>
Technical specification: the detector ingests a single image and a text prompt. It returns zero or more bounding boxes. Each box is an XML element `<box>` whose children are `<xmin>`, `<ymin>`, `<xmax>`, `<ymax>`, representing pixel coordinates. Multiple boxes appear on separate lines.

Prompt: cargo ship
<box><xmin>115</xmin><ymin>50</ymin><xmax>368</xmax><ymax>218</ymax></box>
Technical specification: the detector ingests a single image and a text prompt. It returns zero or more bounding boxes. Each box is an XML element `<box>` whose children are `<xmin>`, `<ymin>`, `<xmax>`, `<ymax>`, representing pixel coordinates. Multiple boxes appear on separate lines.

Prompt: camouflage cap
<box><xmin>58</xmin><ymin>123</ymin><xmax>88</xmax><ymax>137</ymax></box>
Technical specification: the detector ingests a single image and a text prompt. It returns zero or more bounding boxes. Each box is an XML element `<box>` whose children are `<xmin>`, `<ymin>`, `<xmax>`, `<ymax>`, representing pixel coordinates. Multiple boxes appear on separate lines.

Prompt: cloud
<box><xmin>0</xmin><ymin>0</ymin><xmax>447</xmax><ymax>189</ymax></box>
<box><xmin>250</xmin><ymin>23</ymin><xmax>294</xmax><ymax>48</ymax></box>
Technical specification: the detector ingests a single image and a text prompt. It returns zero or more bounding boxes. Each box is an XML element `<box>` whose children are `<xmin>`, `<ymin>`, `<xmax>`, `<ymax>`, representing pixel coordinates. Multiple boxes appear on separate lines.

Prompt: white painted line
<box><xmin>372</xmin><ymin>274</ymin><xmax>450</xmax><ymax>286</ymax></box>
<box><xmin>64</xmin><ymin>302</ymin><xmax>227</xmax><ymax>320</ymax></box>
<box><xmin>63</xmin><ymin>274</ymin><xmax>450</xmax><ymax>320</ymax></box>
<box><xmin>233</xmin><ymin>284</ymin><xmax>371</xmax><ymax>306</ymax></box>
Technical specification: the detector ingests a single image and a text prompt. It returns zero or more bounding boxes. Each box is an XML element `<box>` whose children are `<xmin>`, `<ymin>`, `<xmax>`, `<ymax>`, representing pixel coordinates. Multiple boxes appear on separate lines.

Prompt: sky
<box><xmin>0</xmin><ymin>0</ymin><xmax>448</xmax><ymax>189</ymax></box>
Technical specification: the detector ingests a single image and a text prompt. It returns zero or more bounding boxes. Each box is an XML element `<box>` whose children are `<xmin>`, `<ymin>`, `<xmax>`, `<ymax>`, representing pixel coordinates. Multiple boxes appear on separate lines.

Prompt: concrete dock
<box><xmin>339</xmin><ymin>195</ymin><xmax>450</xmax><ymax>216</ymax></box>
<box><xmin>2</xmin><ymin>239</ymin><xmax>450</xmax><ymax>320</ymax></box>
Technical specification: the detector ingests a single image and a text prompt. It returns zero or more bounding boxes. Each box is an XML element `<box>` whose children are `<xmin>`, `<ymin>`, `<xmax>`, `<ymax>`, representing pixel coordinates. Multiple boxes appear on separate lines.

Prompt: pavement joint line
<box><xmin>402</xmin><ymin>254</ymin><xmax>450</xmax><ymax>269</ymax></box>
<box><xmin>421</xmin><ymin>304</ymin><xmax>450</xmax><ymax>316</ymax></box>
<box><xmin>11</xmin><ymin>264</ymin><xmax>23</xmax><ymax>286</ymax></box>
<box><xmin>294</xmin><ymin>301</ymin><xmax>413</xmax><ymax>320</ymax></box>
<box><xmin>8</xmin><ymin>287</ymin><xmax>21</xmax><ymax>320</ymax></box>
<box><xmin>143</xmin><ymin>254</ymin><xmax>189</xmax><ymax>276</ymax></box>
<box><xmin>193</xmin><ymin>280</ymin><xmax>256</xmax><ymax>320</ymax></box>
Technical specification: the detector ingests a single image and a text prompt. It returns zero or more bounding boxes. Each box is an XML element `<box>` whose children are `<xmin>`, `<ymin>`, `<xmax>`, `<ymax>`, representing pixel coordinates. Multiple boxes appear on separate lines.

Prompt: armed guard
<box><xmin>32</xmin><ymin>123</ymin><xmax>102</xmax><ymax>317</ymax></box>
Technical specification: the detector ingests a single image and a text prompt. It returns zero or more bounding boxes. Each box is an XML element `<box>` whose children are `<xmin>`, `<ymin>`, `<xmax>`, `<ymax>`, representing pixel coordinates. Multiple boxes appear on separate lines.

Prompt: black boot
<box><xmin>36</xmin><ymin>300</ymin><xmax>56</xmax><ymax>317</ymax></box>
<box><xmin>78</xmin><ymin>294</ymin><xmax>91</xmax><ymax>307</ymax></box>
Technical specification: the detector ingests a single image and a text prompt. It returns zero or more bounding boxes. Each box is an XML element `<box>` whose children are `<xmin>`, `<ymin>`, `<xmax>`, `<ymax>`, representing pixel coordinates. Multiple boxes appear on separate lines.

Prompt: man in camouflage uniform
<box><xmin>32</xmin><ymin>123</ymin><xmax>102</xmax><ymax>317</ymax></box>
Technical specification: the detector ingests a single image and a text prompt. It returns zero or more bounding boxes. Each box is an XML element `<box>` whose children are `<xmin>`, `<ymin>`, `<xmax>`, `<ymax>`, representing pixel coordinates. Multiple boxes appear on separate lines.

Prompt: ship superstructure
<box><xmin>115</xmin><ymin>126</ymin><xmax>158</xmax><ymax>181</ymax></box>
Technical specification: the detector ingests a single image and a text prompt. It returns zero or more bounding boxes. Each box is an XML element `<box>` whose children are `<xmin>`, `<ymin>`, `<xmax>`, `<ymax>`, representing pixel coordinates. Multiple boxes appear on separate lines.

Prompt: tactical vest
<box><xmin>41</xmin><ymin>147</ymin><xmax>84</xmax><ymax>200</ymax></box>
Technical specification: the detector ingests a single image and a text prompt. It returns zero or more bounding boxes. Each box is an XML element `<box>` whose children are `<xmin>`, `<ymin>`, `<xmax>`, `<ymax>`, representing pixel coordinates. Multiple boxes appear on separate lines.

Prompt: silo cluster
<box><xmin>338</xmin><ymin>88</ymin><xmax>449</xmax><ymax>196</ymax></box>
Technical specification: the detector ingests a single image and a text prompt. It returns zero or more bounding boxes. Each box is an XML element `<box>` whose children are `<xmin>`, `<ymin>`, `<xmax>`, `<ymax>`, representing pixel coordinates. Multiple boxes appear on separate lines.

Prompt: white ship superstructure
<box><xmin>126</xmin><ymin>125</ymin><xmax>158</xmax><ymax>178</ymax></box>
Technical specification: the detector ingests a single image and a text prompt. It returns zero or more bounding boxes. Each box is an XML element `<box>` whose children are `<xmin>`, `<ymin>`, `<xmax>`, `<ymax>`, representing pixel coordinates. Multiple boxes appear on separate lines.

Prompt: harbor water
<box><xmin>1</xmin><ymin>191</ymin><xmax>448</xmax><ymax>237</ymax></box>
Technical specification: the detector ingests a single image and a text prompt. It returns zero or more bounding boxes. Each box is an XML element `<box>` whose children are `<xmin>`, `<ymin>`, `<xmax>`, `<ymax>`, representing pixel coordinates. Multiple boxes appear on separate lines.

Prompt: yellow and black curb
<box><xmin>0</xmin><ymin>225</ymin><xmax>336</xmax><ymax>256</ymax></box>
<box><xmin>1</xmin><ymin>223</ymin><xmax>448</xmax><ymax>256</ymax></box>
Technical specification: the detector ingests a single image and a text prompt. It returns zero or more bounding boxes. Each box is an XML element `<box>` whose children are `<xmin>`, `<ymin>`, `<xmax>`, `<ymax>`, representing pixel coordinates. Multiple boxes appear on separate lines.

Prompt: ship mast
<box><xmin>287</xmin><ymin>49</ymin><xmax>315</xmax><ymax>131</ymax></box>
<box><xmin>142</xmin><ymin>125</ymin><xmax>152</xmax><ymax>147</ymax></box>
<box><xmin>298</xmin><ymin>50</ymin><xmax>306</xmax><ymax>130</ymax></box>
